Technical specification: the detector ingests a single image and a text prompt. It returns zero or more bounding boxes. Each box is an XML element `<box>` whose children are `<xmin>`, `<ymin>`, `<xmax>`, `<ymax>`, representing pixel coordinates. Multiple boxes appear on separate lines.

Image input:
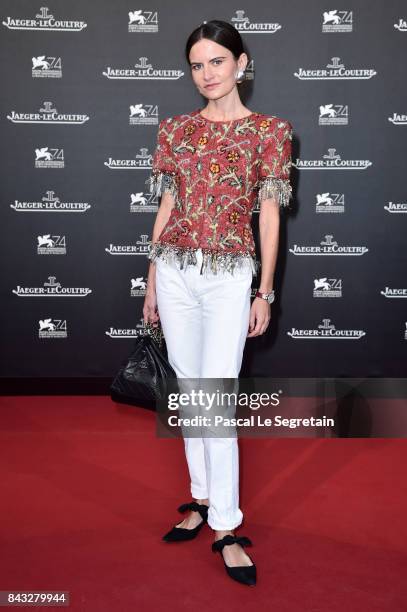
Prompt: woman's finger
<box><xmin>249</xmin><ymin>311</ymin><xmax>256</xmax><ymax>331</ymax></box>
<box><xmin>248</xmin><ymin>318</ymin><xmax>264</xmax><ymax>336</ymax></box>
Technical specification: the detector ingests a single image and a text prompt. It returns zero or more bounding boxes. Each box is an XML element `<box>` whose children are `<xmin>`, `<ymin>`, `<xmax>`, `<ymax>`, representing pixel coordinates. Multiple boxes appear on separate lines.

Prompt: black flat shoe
<box><xmin>162</xmin><ymin>501</ymin><xmax>209</xmax><ymax>542</ymax></box>
<box><xmin>212</xmin><ymin>534</ymin><xmax>257</xmax><ymax>586</ymax></box>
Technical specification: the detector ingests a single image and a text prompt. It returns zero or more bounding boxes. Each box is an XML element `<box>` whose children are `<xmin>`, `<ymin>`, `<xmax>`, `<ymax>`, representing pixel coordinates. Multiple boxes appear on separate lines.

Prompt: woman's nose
<box><xmin>202</xmin><ymin>67</ymin><xmax>215</xmax><ymax>81</ymax></box>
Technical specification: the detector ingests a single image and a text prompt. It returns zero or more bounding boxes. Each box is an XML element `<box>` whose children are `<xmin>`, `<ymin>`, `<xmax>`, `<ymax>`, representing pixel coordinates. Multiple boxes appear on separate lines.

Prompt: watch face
<box><xmin>256</xmin><ymin>291</ymin><xmax>274</xmax><ymax>303</ymax></box>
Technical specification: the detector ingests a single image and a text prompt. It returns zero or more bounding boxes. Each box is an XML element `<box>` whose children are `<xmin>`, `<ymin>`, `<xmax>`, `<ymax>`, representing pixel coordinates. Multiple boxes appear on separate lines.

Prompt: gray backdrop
<box><xmin>1</xmin><ymin>1</ymin><xmax>406</xmax><ymax>380</ymax></box>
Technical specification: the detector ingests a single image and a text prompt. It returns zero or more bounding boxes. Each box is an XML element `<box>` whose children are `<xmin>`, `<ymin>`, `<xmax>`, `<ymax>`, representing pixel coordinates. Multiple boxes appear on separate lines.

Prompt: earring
<box><xmin>235</xmin><ymin>69</ymin><xmax>245</xmax><ymax>83</ymax></box>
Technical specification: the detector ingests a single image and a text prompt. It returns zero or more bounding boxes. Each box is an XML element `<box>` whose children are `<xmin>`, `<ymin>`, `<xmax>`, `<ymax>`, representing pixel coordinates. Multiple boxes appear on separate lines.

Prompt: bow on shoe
<box><xmin>178</xmin><ymin>501</ymin><xmax>208</xmax><ymax>522</ymax></box>
<box><xmin>178</xmin><ymin>502</ymin><xmax>202</xmax><ymax>513</ymax></box>
<box><xmin>212</xmin><ymin>535</ymin><xmax>253</xmax><ymax>553</ymax></box>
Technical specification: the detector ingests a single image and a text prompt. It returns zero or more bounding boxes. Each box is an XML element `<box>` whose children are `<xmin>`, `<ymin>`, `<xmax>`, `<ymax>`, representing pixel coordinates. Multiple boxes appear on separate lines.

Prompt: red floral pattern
<box><xmin>146</xmin><ymin>108</ymin><xmax>293</xmax><ymax>275</ymax></box>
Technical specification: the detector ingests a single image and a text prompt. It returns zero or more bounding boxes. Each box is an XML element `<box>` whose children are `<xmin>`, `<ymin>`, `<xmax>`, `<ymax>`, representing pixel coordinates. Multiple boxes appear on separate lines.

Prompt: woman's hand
<box><xmin>143</xmin><ymin>288</ymin><xmax>160</xmax><ymax>327</ymax></box>
<box><xmin>247</xmin><ymin>297</ymin><xmax>271</xmax><ymax>337</ymax></box>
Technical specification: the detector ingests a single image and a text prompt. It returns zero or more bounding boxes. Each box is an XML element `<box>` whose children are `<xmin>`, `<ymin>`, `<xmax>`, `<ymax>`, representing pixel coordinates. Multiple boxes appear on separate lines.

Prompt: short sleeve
<box><xmin>145</xmin><ymin>119</ymin><xmax>180</xmax><ymax>205</ymax></box>
<box><xmin>256</xmin><ymin>119</ymin><xmax>293</xmax><ymax>209</ymax></box>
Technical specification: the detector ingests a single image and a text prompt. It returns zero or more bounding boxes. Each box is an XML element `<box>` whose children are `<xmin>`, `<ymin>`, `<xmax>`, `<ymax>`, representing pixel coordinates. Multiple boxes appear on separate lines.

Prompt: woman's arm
<box><xmin>247</xmin><ymin>200</ymin><xmax>279</xmax><ymax>337</ymax></box>
<box><xmin>143</xmin><ymin>193</ymin><xmax>175</xmax><ymax>324</ymax></box>
<box><xmin>247</xmin><ymin>118</ymin><xmax>292</xmax><ymax>337</ymax></box>
<box><xmin>258</xmin><ymin>200</ymin><xmax>280</xmax><ymax>293</ymax></box>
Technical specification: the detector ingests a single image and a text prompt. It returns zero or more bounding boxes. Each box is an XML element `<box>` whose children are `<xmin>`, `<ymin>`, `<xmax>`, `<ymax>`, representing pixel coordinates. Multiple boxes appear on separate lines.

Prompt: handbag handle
<box><xmin>145</xmin><ymin>319</ymin><xmax>164</xmax><ymax>348</ymax></box>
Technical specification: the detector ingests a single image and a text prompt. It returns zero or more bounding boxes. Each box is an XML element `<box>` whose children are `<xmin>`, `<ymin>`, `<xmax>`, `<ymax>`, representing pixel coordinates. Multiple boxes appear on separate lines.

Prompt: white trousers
<box><xmin>155</xmin><ymin>249</ymin><xmax>253</xmax><ymax>530</ymax></box>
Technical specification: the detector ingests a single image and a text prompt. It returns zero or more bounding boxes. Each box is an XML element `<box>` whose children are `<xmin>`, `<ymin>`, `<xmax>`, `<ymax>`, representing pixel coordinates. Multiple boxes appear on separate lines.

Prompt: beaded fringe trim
<box><xmin>257</xmin><ymin>176</ymin><xmax>292</xmax><ymax>209</ymax></box>
<box><xmin>145</xmin><ymin>170</ymin><xmax>182</xmax><ymax>210</ymax></box>
<box><xmin>148</xmin><ymin>242</ymin><xmax>259</xmax><ymax>276</ymax></box>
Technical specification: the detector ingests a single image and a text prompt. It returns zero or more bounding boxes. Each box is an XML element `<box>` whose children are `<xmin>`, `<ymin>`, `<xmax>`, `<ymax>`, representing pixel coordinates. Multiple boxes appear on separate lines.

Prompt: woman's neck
<box><xmin>200</xmin><ymin>99</ymin><xmax>251</xmax><ymax>122</ymax></box>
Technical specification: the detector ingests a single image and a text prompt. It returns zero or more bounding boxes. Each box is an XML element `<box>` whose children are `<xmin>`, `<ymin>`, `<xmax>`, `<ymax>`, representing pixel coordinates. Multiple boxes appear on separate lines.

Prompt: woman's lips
<box><xmin>204</xmin><ymin>83</ymin><xmax>220</xmax><ymax>89</ymax></box>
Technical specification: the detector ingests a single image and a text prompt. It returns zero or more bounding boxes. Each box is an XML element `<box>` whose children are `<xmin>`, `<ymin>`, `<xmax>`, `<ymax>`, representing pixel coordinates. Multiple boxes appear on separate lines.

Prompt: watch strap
<box><xmin>255</xmin><ymin>290</ymin><xmax>275</xmax><ymax>303</ymax></box>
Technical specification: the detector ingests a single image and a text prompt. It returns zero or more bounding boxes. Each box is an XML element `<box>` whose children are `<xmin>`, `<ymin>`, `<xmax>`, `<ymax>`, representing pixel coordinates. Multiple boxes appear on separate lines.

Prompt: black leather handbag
<box><xmin>110</xmin><ymin>320</ymin><xmax>177</xmax><ymax>410</ymax></box>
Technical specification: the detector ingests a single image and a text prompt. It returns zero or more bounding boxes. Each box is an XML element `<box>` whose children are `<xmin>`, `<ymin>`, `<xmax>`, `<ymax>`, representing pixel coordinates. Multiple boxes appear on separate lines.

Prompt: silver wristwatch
<box><xmin>255</xmin><ymin>290</ymin><xmax>275</xmax><ymax>304</ymax></box>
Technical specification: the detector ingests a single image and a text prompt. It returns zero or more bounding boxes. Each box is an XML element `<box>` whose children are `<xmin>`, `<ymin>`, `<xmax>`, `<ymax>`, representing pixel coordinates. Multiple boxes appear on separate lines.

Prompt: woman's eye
<box><xmin>191</xmin><ymin>60</ymin><xmax>222</xmax><ymax>70</ymax></box>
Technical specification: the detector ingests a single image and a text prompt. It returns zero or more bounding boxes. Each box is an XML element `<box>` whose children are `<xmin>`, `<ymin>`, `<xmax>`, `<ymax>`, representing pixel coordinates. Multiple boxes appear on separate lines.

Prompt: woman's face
<box><xmin>189</xmin><ymin>38</ymin><xmax>246</xmax><ymax>100</ymax></box>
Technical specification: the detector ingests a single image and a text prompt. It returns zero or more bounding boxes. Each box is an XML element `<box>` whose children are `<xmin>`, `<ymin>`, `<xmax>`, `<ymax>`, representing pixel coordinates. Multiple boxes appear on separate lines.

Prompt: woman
<box><xmin>143</xmin><ymin>20</ymin><xmax>293</xmax><ymax>586</ymax></box>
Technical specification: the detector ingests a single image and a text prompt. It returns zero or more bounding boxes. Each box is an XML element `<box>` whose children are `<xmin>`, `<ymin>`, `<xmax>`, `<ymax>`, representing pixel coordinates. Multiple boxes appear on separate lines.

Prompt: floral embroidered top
<box><xmin>146</xmin><ymin>108</ymin><xmax>293</xmax><ymax>276</ymax></box>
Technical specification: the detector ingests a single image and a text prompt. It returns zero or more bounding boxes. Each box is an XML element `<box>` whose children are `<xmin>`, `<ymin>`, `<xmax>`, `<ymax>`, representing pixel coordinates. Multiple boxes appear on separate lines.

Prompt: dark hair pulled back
<box><xmin>185</xmin><ymin>19</ymin><xmax>248</xmax><ymax>70</ymax></box>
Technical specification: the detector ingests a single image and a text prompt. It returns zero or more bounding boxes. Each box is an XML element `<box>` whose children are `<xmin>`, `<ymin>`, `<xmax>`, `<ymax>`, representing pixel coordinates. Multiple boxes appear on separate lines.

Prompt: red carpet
<box><xmin>0</xmin><ymin>395</ymin><xmax>406</xmax><ymax>611</ymax></box>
